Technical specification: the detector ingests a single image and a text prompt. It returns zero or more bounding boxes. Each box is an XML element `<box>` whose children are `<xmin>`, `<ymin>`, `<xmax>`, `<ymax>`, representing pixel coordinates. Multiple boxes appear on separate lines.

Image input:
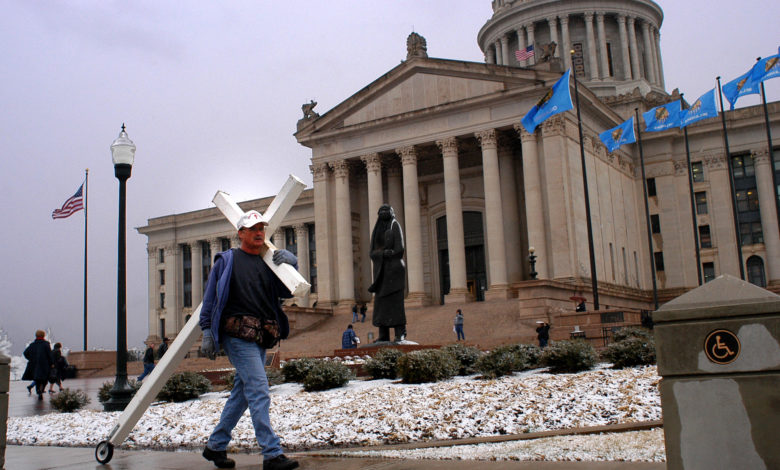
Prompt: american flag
<box><xmin>515</xmin><ymin>44</ymin><xmax>534</xmax><ymax>62</ymax></box>
<box><xmin>52</xmin><ymin>184</ymin><xmax>84</xmax><ymax>219</ymax></box>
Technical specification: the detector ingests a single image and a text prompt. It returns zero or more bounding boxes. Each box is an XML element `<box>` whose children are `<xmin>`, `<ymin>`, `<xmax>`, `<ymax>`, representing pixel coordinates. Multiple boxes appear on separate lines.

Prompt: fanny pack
<box><xmin>223</xmin><ymin>315</ymin><xmax>280</xmax><ymax>349</ymax></box>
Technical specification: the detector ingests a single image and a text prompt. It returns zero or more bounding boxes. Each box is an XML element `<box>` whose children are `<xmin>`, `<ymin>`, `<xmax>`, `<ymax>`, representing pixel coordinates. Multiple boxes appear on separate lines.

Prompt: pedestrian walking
<box><xmin>351</xmin><ymin>304</ymin><xmax>359</xmax><ymax>323</ymax></box>
<box><xmin>341</xmin><ymin>324</ymin><xmax>358</xmax><ymax>349</ymax></box>
<box><xmin>137</xmin><ymin>342</ymin><xmax>156</xmax><ymax>381</ymax></box>
<box><xmin>22</xmin><ymin>330</ymin><xmax>53</xmax><ymax>401</ymax></box>
<box><xmin>359</xmin><ymin>303</ymin><xmax>367</xmax><ymax>322</ymax></box>
<box><xmin>536</xmin><ymin>321</ymin><xmax>551</xmax><ymax>348</ymax></box>
<box><xmin>48</xmin><ymin>342</ymin><xmax>67</xmax><ymax>393</ymax></box>
<box><xmin>454</xmin><ymin>309</ymin><xmax>465</xmax><ymax>341</ymax></box>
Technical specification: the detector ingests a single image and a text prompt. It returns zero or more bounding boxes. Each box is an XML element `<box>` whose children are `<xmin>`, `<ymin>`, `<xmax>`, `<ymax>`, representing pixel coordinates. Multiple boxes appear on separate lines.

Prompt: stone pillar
<box><xmin>362</xmin><ymin>153</ymin><xmax>384</xmax><ymax>231</ymax></box>
<box><xmin>654</xmin><ymin>27</ymin><xmax>666</xmax><ymax>89</ymax></box>
<box><xmin>500</xmin><ymin>35</ymin><xmax>510</xmax><ymax>65</ymax></box>
<box><xmin>547</xmin><ymin>17</ymin><xmax>559</xmax><ymax>57</ymax></box>
<box><xmin>386</xmin><ymin>159</ymin><xmax>405</xmax><ymax>233</ymax></box>
<box><xmin>641</xmin><ymin>21</ymin><xmax>656</xmax><ymax>84</ymax></box>
<box><xmin>437</xmin><ymin>137</ymin><xmax>470</xmax><ymax>302</ymax></box>
<box><xmin>476</xmin><ymin>130</ymin><xmax>510</xmax><ymax>299</ymax></box>
<box><xmin>628</xmin><ymin>17</ymin><xmax>642</xmax><ymax>81</ymax></box>
<box><xmin>486</xmin><ymin>46</ymin><xmax>496</xmax><ymax>64</ymax></box>
<box><xmin>294</xmin><ymin>223</ymin><xmax>311</xmax><ymax>307</ymax></box>
<box><xmin>332</xmin><ymin>159</ymin><xmax>355</xmax><ymax>307</ymax></box>
<box><xmin>273</xmin><ymin>228</ymin><xmax>285</xmax><ymax>250</ymax></box>
<box><xmin>617</xmin><ymin>14</ymin><xmax>632</xmax><ymax>80</ymax></box>
<box><xmin>146</xmin><ymin>246</ymin><xmax>158</xmax><ymax>341</ymax></box>
<box><xmin>516</xmin><ymin>125</ymin><xmax>548</xmax><ymax>279</ymax></box>
<box><xmin>754</xmin><ymin>150</ymin><xmax>780</xmax><ymax>281</ymax></box>
<box><xmin>397</xmin><ymin>146</ymin><xmax>427</xmax><ymax>305</ymax></box>
<box><xmin>526</xmin><ymin>23</ymin><xmax>536</xmax><ymax>66</ymax></box>
<box><xmin>164</xmin><ymin>243</ymin><xmax>179</xmax><ymax>333</ymax></box>
<box><xmin>560</xmin><ymin>16</ymin><xmax>571</xmax><ymax>70</ymax></box>
<box><xmin>209</xmin><ymin>238</ymin><xmax>222</xmax><ymax>263</ymax></box>
<box><xmin>705</xmin><ymin>154</ymin><xmax>741</xmax><ymax>276</ymax></box>
<box><xmin>584</xmin><ymin>13</ymin><xmax>599</xmax><ymax>81</ymax></box>
<box><xmin>516</xmin><ymin>27</ymin><xmax>527</xmax><ymax>66</ymax></box>
<box><xmin>311</xmin><ymin>163</ymin><xmax>334</xmax><ymax>306</ymax></box>
<box><xmin>494</xmin><ymin>40</ymin><xmax>502</xmax><ymax>65</ymax></box>
<box><xmin>596</xmin><ymin>12</ymin><xmax>609</xmax><ymax>79</ymax></box>
<box><xmin>191</xmin><ymin>241</ymin><xmax>203</xmax><ymax>307</ymax></box>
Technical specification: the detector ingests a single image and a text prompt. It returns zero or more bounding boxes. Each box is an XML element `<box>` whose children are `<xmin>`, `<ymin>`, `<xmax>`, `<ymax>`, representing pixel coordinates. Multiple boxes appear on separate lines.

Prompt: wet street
<box><xmin>9</xmin><ymin>376</ymin><xmax>121</xmax><ymax>417</ymax></box>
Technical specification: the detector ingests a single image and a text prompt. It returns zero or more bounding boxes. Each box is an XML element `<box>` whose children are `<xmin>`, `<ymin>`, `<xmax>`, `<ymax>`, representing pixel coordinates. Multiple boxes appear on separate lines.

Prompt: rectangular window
<box><xmin>606</xmin><ymin>43</ymin><xmax>614</xmax><ymax>77</ymax></box>
<box><xmin>646</xmin><ymin>178</ymin><xmax>657</xmax><ymax>197</ymax></box>
<box><xmin>286</xmin><ymin>227</ymin><xmax>298</xmax><ymax>256</ymax></box>
<box><xmin>650</xmin><ymin>214</ymin><xmax>661</xmax><ymax>234</ymax></box>
<box><xmin>695</xmin><ymin>191</ymin><xmax>708</xmax><ymax>214</ymax></box>
<box><xmin>691</xmin><ymin>161</ymin><xmax>704</xmax><ymax>182</ymax></box>
<box><xmin>201</xmin><ymin>241</ymin><xmax>211</xmax><ymax>293</ymax></box>
<box><xmin>158</xmin><ymin>248</ymin><xmax>165</xmax><ymax>263</ymax></box>
<box><xmin>703</xmin><ymin>262</ymin><xmax>716</xmax><ymax>283</ymax></box>
<box><xmin>182</xmin><ymin>244</ymin><xmax>192</xmax><ymax>308</ymax></box>
<box><xmin>699</xmin><ymin>225</ymin><xmax>712</xmax><ymax>248</ymax></box>
<box><xmin>740</xmin><ymin>221</ymin><xmax>764</xmax><ymax>245</ymax></box>
<box><xmin>736</xmin><ymin>189</ymin><xmax>760</xmax><ymax>213</ymax></box>
<box><xmin>159</xmin><ymin>269</ymin><xmax>165</xmax><ymax>286</ymax></box>
<box><xmin>221</xmin><ymin>238</ymin><xmax>231</xmax><ymax>252</ymax></box>
<box><xmin>308</xmin><ymin>224</ymin><xmax>317</xmax><ymax>294</ymax></box>
<box><xmin>159</xmin><ymin>292</ymin><xmax>165</xmax><ymax>309</ymax></box>
<box><xmin>654</xmin><ymin>252</ymin><xmax>665</xmax><ymax>272</ymax></box>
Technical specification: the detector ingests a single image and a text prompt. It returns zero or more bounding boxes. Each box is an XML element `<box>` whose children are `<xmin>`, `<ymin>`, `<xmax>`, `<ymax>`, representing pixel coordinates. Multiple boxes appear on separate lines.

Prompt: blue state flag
<box><xmin>599</xmin><ymin>116</ymin><xmax>636</xmax><ymax>153</ymax></box>
<box><xmin>751</xmin><ymin>54</ymin><xmax>780</xmax><ymax>84</ymax></box>
<box><xmin>680</xmin><ymin>89</ymin><xmax>718</xmax><ymax>128</ymax></box>
<box><xmin>643</xmin><ymin>101</ymin><xmax>681</xmax><ymax>132</ymax></box>
<box><xmin>722</xmin><ymin>70</ymin><xmax>760</xmax><ymax>110</ymax></box>
<box><xmin>521</xmin><ymin>69</ymin><xmax>573</xmax><ymax>134</ymax></box>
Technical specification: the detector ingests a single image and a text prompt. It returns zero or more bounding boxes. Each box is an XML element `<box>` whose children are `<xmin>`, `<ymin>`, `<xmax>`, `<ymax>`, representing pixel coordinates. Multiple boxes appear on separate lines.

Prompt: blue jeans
<box><xmin>137</xmin><ymin>363</ymin><xmax>154</xmax><ymax>381</ymax></box>
<box><xmin>206</xmin><ymin>336</ymin><xmax>282</xmax><ymax>459</ymax></box>
<box><xmin>455</xmin><ymin>325</ymin><xmax>465</xmax><ymax>341</ymax></box>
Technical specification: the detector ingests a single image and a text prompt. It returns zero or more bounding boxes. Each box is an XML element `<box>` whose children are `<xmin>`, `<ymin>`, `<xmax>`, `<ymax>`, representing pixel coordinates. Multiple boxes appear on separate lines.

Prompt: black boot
<box><xmin>264</xmin><ymin>454</ymin><xmax>299</xmax><ymax>470</ymax></box>
<box><xmin>202</xmin><ymin>447</ymin><xmax>235</xmax><ymax>469</ymax></box>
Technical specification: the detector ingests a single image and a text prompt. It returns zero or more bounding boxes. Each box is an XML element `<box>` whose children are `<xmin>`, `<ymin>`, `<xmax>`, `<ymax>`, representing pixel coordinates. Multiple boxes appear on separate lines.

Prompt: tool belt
<box><xmin>222</xmin><ymin>315</ymin><xmax>280</xmax><ymax>349</ymax></box>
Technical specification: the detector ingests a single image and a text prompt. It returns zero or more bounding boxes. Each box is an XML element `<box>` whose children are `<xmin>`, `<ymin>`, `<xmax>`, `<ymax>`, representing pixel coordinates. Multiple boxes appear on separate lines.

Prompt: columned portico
<box><xmin>641</xmin><ymin>21</ymin><xmax>656</xmax><ymax>84</ymax></box>
<box><xmin>476</xmin><ymin>129</ymin><xmax>510</xmax><ymax>299</ymax></box>
<box><xmin>397</xmin><ymin>146</ymin><xmax>427</xmax><ymax>305</ymax></box>
<box><xmin>754</xmin><ymin>150</ymin><xmax>780</xmax><ymax>281</ymax></box>
<box><xmin>437</xmin><ymin>137</ymin><xmax>470</xmax><ymax>303</ymax></box>
<box><xmin>332</xmin><ymin>159</ymin><xmax>355</xmax><ymax>307</ymax></box>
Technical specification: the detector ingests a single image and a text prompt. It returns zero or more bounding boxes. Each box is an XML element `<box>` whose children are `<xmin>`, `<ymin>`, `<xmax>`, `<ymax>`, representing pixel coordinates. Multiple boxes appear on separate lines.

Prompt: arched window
<box><xmin>746</xmin><ymin>256</ymin><xmax>766</xmax><ymax>288</ymax></box>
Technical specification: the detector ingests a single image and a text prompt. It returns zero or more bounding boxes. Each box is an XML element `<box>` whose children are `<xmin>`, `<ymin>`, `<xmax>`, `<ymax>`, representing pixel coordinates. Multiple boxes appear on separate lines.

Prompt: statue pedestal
<box><xmin>444</xmin><ymin>288</ymin><xmax>473</xmax><ymax>304</ymax></box>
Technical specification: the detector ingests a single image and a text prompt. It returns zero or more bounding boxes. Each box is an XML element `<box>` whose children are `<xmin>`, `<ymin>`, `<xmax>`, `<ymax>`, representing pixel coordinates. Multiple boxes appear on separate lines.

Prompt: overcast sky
<box><xmin>1</xmin><ymin>1</ymin><xmax>778</xmax><ymax>356</ymax></box>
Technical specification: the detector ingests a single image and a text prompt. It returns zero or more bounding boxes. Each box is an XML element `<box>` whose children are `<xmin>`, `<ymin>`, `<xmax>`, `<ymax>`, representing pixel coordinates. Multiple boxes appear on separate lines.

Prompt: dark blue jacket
<box><xmin>200</xmin><ymin>248</ymin><xmax>293</xmax><ymax>349</ymax></box>
<box><xmin>341</xmin><ymin>329</ymin><xmax>357</xmax><ymax>349</ymax></box>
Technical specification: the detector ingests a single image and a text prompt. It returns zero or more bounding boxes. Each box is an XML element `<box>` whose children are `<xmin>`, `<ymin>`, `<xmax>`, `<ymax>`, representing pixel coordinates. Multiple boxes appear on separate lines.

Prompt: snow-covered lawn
<box><xmin>7</xmin><ymin>364</ymin><xmax>664</xmax><ymax>461</ymax></box>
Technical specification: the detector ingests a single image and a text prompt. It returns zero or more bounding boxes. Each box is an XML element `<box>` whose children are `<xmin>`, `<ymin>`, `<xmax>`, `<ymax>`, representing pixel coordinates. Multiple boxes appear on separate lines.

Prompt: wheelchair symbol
<box><xmin>704</xmin><ymin>329</ymin><xmax>740</xmax><ymax>365</ymax></box>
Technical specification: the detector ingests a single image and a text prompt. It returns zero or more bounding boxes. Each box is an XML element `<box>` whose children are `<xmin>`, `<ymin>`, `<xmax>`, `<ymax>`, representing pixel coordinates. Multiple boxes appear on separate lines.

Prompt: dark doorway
<box><xmin>437</xmin><ymin>211</ymin><xmax>487</xmax><ymax>304</ymax></box>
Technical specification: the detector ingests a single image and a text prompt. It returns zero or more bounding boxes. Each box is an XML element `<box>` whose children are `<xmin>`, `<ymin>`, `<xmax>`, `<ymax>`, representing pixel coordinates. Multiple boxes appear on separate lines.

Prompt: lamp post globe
<box><xmin>104</xmin><ymin>124</ymin><xmax>136</xmax><ymax>411</ymax></box>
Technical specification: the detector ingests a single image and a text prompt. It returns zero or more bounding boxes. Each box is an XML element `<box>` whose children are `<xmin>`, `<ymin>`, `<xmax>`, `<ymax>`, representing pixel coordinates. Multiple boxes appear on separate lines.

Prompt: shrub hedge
<box><xmin>302</xmin><ymin>360</ymin><xmax>353</xmax><ymax>391</ymax></box>
<box><xmin>157</xmin><ymin>371</ymin><xmax>211</xmax><ymax>402</ymax></box>
<box><xmin>364</xmin><ymin>348</ymin><xmax>405</xmax><ymax>379</ymax></box>
<box><xmin>441</xmin><ymin>343</ymin><xmax>481</xmax><ymax>375</ymax></box>
<box><xmin>540</xmin><ymin>340</ymin><xmax>598</xmax><ymax>373</ymax></box>
<box><xmin>397</xmin><ymin>349</ymin><xmax>458</xmax><ymax>384</ymax></box>
<box><xmin>50</xmin><ymin>388</ymin><xmax>90</xmax><ymax>412</ymax></box>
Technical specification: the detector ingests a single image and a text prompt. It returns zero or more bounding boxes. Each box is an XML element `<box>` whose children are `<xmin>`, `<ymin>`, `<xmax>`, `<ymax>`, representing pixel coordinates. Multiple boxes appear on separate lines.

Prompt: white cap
<box><xmin>236</xmin><ymin>210</ymin><xmax>268</xmax><ymax>230</ymax></box>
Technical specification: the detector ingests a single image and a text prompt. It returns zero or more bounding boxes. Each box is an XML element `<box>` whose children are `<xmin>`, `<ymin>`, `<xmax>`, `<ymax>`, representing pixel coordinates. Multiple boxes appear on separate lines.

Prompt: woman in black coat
<box><xmin>22</xmin><ymin>330</ymin><xmax>53</xmax><ymax>400</ymax></box>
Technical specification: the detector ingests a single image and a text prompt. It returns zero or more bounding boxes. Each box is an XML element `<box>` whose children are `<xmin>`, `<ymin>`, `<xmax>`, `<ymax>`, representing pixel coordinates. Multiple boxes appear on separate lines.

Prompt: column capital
<box><xmin>559</xmin><ymin>15</ymin><xmax>569</xmax><ymax>26</ymax></box>
<box><xmin>546</xmin><ymin>16</ymin><xmax>558</xmax><ymax>25</ymax></box>
<box><xmin>147</xmin><ymin>246</ymin><xmax>157</xmax><ymax>256</ymax></box>
<box><xmin>703</xmin><ymin>153</ymin><xmax>727</xmax><ymax>170</ymax></box>
<box><xmin>396</xmin><ymin>145</ymin><xmax>418</xmax><ymax>165</ymax></box>
<box><xmin>500</xmin><ymin>35</ymin><xmax>509</xmax><ymax>45</ymax></box>
<box><xmin>627</xmin><ymin>16</ymin><xmax>636</xmax><ymax>26</ymax></box>
<box><xmin>596</xmin><ymin>11</ymin><xmax>606</xmax><ymax>20</ymax></box>
<box><xmin>436</xmin><ymin>137</ymin><xmax>459</xmax><ymax>156</ymax></box>
<box><xmin>641</xmin><ymin>20</ymin><xmax>651</xmax><ymax>32</ymax></box>
<box><xmin>310</xmin><ymin>162</ymin><xmax>330</xmax><ymax>182</ymax></box>
<box><xmin>584</xmin><ymin>12</ymin><xmax>594</xmax><ymax>21</ymax></box>
<box><xmin>163</xmin><ymin>243</ymin><xmax>178</xmax><ymax>255</ymax></box>
<box><xmin>513</xmin><ymin>123</ymin><xmax>536</xmax><ymax>141</ymax></box>
<box><xmin>361</xmin><ymin>152</ymin><xmax>382</xmax><ymax>172</ymax></box>
<box><xmin>541</xmin><ymin>115</ymin><xmax>566</xmax><ymax>135</ymax></box>
<box><xmin>753</xmin><ymin>149</ymin><xmax>771</xmax><ymax>165</ymax></box>
<box><xmin>673</xmin><ymin>159</ymin><xmax>688</xmax><ymax>176</ymax></box>
<box><xmin>330</xmin><ymin>159</ymin><xmax>350</xmax><ymax>178</ymax></box>
<box><xmin>293</xmin><ymin>223</ymin><xmax>308</xmax><ymax>236</ymax></box>
<box><xmin>617</xmin><ymin>13</ymin><xmax>627</xmax><ymax>22</ymax></box>
<box><xmin>475</xmin><ymin>129</ymin><xmax>498</xmax><ymax>149</ymax></box>
<box><xmin>526</xmin><ymin>23</ymin><xmax>535</xmax><ymax>34</ymax></box>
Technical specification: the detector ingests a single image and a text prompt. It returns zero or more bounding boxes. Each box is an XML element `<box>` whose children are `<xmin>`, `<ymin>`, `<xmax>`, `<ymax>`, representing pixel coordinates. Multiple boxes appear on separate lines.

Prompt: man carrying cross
<box><xmin>199</xmin><ymin>209</ymin><xmax>299</xmax><ymax>470</ymax></box>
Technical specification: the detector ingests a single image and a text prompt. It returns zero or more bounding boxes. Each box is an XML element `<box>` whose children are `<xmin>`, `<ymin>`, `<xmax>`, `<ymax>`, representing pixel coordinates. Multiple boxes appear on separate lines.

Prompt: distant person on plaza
<box><xmin>22</xmin><ymin>330</ymin><xmax>53</xmax><ymax>401</ymax></box>
<box><xmin>341</xmin><ymin>324</ymin><xmax>358</xmax><ymax>349</ymax></box>
<box><xmin>48</xmin><ymin>342</ymin><xmax>68</xmax><ymax>393</ymax></box>
<box><xmin>157</xmin><ymin>337</ymin><xmax>169</xmax><ymax>359</ymax></box>
<box><xmin>351</xmin><ymin>304</ymin><xmax>359</xmax><ymax>323</ymax></box>
<box><xmin>137</xmin><ymin>342</ymin><xmax>156</xmax><ymax>381</ymax></box>
<box><xmin>199</xmin><ymin>210</ymin><xmax>300</xmax><ymax>470</ymax></box>
<box><xmin>454</xmin><ymin>309</ymin><xmax>465</xmax><ymax>341</ymax></box>
<box><xmin>536</xmin><ymin>321</ymin><xmax>551</xmax><ymax>348</ymax></box>
<box><xmin>359</xmin><ymin>303</ymin><xmax>367</xmax><ymax>322</ymax></box>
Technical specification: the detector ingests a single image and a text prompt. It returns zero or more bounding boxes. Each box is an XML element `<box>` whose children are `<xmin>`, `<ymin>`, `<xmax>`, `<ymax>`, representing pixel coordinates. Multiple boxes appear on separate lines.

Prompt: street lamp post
<box><xmin>104</xmin><ymin>124</ymin><xmax>136</xmax><ymax>412</ymax></box>
<box><xmin>528</xmin><ymin>246</ymin><xmax>538</xmax><ymax>280</ymax></box>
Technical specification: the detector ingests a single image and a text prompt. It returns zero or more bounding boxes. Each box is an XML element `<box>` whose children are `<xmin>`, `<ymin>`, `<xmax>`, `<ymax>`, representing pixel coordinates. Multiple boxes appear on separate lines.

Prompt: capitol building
<box><xmin>138</xmin><ymin>0</ymin><xmax>779</xmax><ymax>350</ymax></box>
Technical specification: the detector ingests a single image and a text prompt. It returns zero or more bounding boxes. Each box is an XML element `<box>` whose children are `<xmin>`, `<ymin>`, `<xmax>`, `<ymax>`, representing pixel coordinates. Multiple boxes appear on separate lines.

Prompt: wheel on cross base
<box><xmin>95</xmin><ymin>440</ymin><xmax>114</xmax><ymax>464</ymax></box>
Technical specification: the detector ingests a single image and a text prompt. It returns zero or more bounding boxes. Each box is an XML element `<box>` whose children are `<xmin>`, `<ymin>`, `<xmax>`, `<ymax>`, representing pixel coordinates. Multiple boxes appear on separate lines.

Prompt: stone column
<box><xmin>398</xmin><ymin>146</ymin><xmax>427</xmax><ymax>305</ymax></box>
<box><xmin>146</xmin><ymin>246</ymin><xmax>159</xmax><ymax>341</ymax></box>
<box><xmin>526</xmin><ymin>23</ymin><xmax>536</xmax><ymax>65</ymax></box>
<box><xmin>705</xmin><ymin>154</ymin><xmax>741</xmax><ymax>276</ymax></box>
<box><xmin>596</xmin><ymin>12</ymin><xmax>609</xmax><ymax>79</ymax></box>
<box><xmin>516</xmin><ymin>27</ymin><xmax>527</xmax><ymax>66</ymax></box>
<box><xmin>754</xmin><ymin>151</ymin><xmax>780</xmax><ymax>281</ymax></box>
<box><xmin>500</xmin><ymin>35</ymin><xmax>510</xmax><ymax>65</ymax></box>
<box><xmin>486</xmin><ymin>46</ymin><xmax>496</xmax><ymax>64</ymax></box>
<box><xmin>547</xmin><ymin>17</ymin><xmax>559</xmax><ymax>57</ymax></box>
<box><xmin>164</xmin><ymin>243</ymin><xmax>180</xmax><ymax>333</ymax></box>
<box><xmin>386</xmin><ymin>159</ymin><xmax>405</xmax><ymax>232</ymax></box>
<box><xmin>476</xmin><ymin>129</ymin><xmax>510</xmax><ymax>298</ymax></box>
<box><xmin>437</xmin><ymin>137</ymin><xmax>470</xmax><ymax>302</ymax></box>
<box><xmin>641</xmin><ymin>21</ymin><xmax>656</xmax><ymax>84</ymax></box>
<box><xmin>191</xmin><ymin>241</ymin><xmax>203</xmax><ymax>307</ymax></box>
<box><xmin>515</xmin><ymin>125</ymin><xmax>548</xmax><ymax>278</ymax></box>
<box><xmin>273</xmin><ymin>228</ymin><xmax>285</xmax><ymax>250</ymax></box>
<box><xmin>617</xmin><ymin>14</ymin><xmax>632</xmax><ymax>80</ymax></box>
<box><xmin>654</xmin><ymin>26</ymin><xmax>666</xmax><ymax>89</ymax></box>
<box><xmin>294</xmin><ymin>223</ymin><xmax>311</xmax><ymax>307</ymax></box>
<box><xmin>311</xmin><ymin>163</ymin><xmax>334</xmax><ymax>306</ymax></box>
<box><xmin>560</xmin><ymin>15</ymin><xmax>571</xmax><ymax>70</ymax></box>
<box><xmin>498</xmin><ymin>136</ymin><xmax>523</xmax><ymax>284</ymax></box>
<box><xmin>362</xmin><ymin>153</ymin><xmax>384</xmax><ymax>235</ymax></box>
<box><xmin>332</xmin><ymin>159</ymin><xmax>355</xmax><ymax>307</ymax></box>
<box><xmin>209</xmin><ymin>238</ymin><xmax>222</xmax><ymax>263</ymax></box>
<box><xmin>627</xmin><ymin>17</ymin><xmax>642</xmax><ymax>81</ymax></box>
<box><xmin>584</xmin><ymin>13</ymin><xmax>599</xmax><ymax>81</ymax></box>
<box><xmin>494</xmin><ymin>40</ymin><xmax>502</xmax><ymax>65</ymax></box>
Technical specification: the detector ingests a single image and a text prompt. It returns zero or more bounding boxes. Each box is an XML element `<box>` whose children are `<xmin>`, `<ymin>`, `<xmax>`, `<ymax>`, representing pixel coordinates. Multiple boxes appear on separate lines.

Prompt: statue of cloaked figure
<box><xmin>367</xmin><ymin>204</ymin><xmax>407</xmax><ymax>342</ymax></box>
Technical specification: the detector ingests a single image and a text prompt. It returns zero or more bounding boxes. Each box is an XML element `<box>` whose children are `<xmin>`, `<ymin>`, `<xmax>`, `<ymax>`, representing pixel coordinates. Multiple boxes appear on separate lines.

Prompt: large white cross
<box><xmin>99</xmin><ymin>175</ymin><xmax>310</xmax><ymax>454</ymax></box>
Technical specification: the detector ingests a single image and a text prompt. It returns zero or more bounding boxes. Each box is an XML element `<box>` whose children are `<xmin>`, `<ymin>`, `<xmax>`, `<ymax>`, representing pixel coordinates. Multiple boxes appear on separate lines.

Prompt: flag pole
<box><xmin>634</xmin><ymin>109</ymin><xmax>659</xmax><ymax>310</ymax></box>
<box><xmin>84</xmin><ymin>168</ymin><xmax>89</xmax><ymax>351</ymax></box>
<box><xmin>756</xmin><ymin>58</ymin><xmax>780</xmax><ymax>234</ymax></box>
<box><xmin>716</xmin><ymin>76</ymin><xmax>746</xmax><ymax>279</ymax></box>
<box><xmin>572</xmin><ymin>70</ymin><xmax>600</xmax><ymax>310</ymax></box>
<box><xmin>680</xmin><ymin>94</ymin><xmax>704</xmax><ymax>285</ymax></box>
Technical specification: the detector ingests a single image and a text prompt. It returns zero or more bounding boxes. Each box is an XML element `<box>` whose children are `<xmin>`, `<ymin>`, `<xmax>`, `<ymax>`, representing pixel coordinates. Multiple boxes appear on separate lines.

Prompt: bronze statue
<box><xmin>367</xmin><ymin>204</ymin><xmax>407</xmax><ymax>342</ymax></box>
<box><xmin>301</xmin><ymin>100</ymin><xmax>319</xmax><ymax>120</ymax></box>
<box><xmin>538</xmin><ymin>42</ymin><xmax>557</xmax><ymax>63</ymax></box>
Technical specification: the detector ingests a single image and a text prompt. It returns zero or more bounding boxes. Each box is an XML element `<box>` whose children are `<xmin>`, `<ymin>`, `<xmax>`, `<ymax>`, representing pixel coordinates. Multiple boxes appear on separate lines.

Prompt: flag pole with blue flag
<box><xmin>633</xmin><ymin>108</ymin><xmax>659</xmax><ymax>309</ymax></box>
<box><xmin>598</xmin><ymin>116</ymin><xmax>636</xmax><ymax>153</ymax></box>
<box><xmin>721</xmin><ymin>70</ymin><xmax>760</xmax><ymax>111</ymax></box>
<box><xmin>752</xmin><ymin>54</ymin><xmax>780</xmax><ymax>237</ymax></box>
<box><xmin>521</xmin><ymin>69</ymin><xmax>573</xmax><ymax>134</ymax></box>
<box><xmin>642</xmin><ymin>100</ymin><xmax>682</xmax><ymax>132</ymax></box>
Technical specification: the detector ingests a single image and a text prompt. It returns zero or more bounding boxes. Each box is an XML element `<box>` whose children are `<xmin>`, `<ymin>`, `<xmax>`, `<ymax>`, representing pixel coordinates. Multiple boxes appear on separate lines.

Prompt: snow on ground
<box><xmin>7</xmin><ymin>364</ymin><xmax>663</xmax><ymax>461</ymax></box>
